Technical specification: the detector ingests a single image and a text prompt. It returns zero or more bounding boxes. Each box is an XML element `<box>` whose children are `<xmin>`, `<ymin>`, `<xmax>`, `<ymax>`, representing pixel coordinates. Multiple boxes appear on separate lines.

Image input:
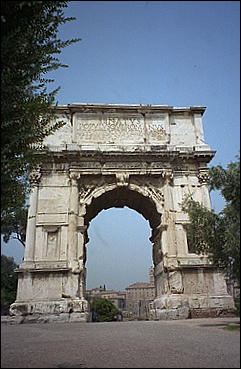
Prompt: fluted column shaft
<box><xmin>68</xmin><ymin>172</ymin><xmax>79</xmax><ymax>264</ymax></box>
<box><xmin>23</xmin><ymin>168</ymin><xmax>41</xmax><ymax>263</ymax></box>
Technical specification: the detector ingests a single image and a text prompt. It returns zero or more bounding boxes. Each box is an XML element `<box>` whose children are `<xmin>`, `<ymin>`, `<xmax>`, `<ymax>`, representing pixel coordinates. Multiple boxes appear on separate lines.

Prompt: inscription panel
<box><xmin>73</xmin><ymin>112</ymin><xmax>168</xmax><ymax>145</ymax></box>
<box><xmin>74</xmin><ymin>113</ymin><xmax>144</xmax><ymax>144</ymax></box>
<box><xmin>146</xmin><ymin>114</ymin><xmax>169</xmax><ymax>143</ymax></box>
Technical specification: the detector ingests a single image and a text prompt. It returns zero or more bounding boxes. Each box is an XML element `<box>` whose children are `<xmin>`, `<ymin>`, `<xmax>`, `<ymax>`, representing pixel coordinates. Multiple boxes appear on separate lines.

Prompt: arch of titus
<box><xmin>10</xmin><ymin>103</ymin><xmax>234</xmax><ymax>322</ymax></box>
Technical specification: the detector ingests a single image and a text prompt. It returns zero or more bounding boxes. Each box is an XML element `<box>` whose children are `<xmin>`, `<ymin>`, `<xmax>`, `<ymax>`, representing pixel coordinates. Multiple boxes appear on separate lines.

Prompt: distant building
<box><xmin>149</xmin><ymin>266</ymin><xmax>154</xmax><ymax>284</ymax></box>
<box><xmin>125</xmin><ymin>267</ymin><xmax>155</xmax><ymax>319</ymax></box>
<box><xmin>86</xmin><ymin>267</ymin><xmax>155</xmax><ymax>319</ymax></box>
<box><xmin>86</xmin><ymin>286</ymin><xmax>126</xmax><ymax>311</ymax></box>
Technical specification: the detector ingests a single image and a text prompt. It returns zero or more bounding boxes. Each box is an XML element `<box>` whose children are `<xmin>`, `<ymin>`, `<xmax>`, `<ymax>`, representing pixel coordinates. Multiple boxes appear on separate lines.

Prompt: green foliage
<box><xmin>90</xmin><ymin>298</ymin><xmax>120</xmax><ymax>322</ymax></box>
<box><xmin>182</xmin><ymin>156</ymin><xmax>240</xmax><ymax>282</ymax></box>
<box><xmin>1</xmin><ymin>174</ymin><xmax>28</xmax><ymax>247</ymax></box>
<box><xmin>223</xmin><ymin>324</ymin><xmax>240</xmax><ymax>331</ymax></box>
<box><xmin>1</xmin><ymin>205</ymin><xmax>28</xmax><ymax>247</ymax></box>
<box><xmin>1</xmin><ymin>255</ymin><xmax>18</xmax><ymax>314</ymax></box>
<box><xmin>1</xmin><ymin>1</ymin><xmax>80</xmax><ymax>234</ymax></box>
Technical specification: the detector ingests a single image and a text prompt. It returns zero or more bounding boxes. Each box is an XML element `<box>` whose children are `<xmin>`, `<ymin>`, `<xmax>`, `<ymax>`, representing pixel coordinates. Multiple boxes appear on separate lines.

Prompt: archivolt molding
<box><xmin>78</xmin><ymin>177</ymin><xmax>165</xmax><ymax>220</ymax></box>
<box><xmin>128</xmin><ymin>183</ymin><xmax>164</xmax><ymax>214</ymax></box>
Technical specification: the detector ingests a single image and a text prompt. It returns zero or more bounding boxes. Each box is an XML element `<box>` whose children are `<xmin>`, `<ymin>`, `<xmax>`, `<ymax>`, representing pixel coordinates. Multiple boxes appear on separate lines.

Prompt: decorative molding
<box><xmin>198</xmin><ymin>169</ymin><xmax>209</xmax><ymax>184</ymax></box>
<box><xmin>29</xmin><ymin>166</ymin><xmax>42</xmax><ymax>185</ymax></box>
<box><xmin>116</xmin><ymin>173</ymin><xmax>129</xmax><ymax>187</ymax></box>
<box><xmin>79</xmin><ymin>184</ymin><xmax>96</xmax><ymax>203</ymax></box>
<box><xmin>147</xmin><ymin>186</ymin><xmax>164</xmax><ymax>205</ymax></box>
<box><xmin>161</xmin><ymin>169</ymin><xmax>173</xmax><ymax>184</ymax></box>
<box><xmin>43</xmin><ymin>225</ymin><xmax>60</xmax><ymax>233</ymax></box>
<box><xmin>77</xmin><ymin>225</ymin><xmax>87</xmax><ymax>234</ymax></box>
<box><xmin>68</xmin><ymin>170</ymin><xmax>81</xmax><ymax>184</ymax></box>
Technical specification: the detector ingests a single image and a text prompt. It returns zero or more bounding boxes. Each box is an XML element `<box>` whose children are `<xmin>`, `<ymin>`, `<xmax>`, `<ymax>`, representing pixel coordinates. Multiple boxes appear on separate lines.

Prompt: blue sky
<box><xmin>2</xmin><ymin>1</ymin><xmax>240</xmax><ymax>291</ymax></box>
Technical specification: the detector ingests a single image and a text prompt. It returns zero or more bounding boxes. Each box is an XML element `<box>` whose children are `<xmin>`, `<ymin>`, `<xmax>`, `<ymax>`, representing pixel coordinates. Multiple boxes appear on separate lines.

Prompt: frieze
<box><xmin>103</xmin><ymin>162</ymin><xmax>147</xmax><ymax>169</ymax></box>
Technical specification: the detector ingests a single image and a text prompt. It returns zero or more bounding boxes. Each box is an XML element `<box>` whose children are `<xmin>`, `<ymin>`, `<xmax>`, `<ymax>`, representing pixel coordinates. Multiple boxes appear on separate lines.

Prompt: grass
<box><xmin>223</xmin><ymin>324</ymin><xmax>240</xmax><ymax>331</ymax></box>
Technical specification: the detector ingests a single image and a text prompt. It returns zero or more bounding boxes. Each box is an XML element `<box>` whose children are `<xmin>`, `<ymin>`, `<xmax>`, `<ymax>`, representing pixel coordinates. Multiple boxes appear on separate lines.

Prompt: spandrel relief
<box><xmin>79</xmin><ymin>184</ymin><xmax>96</xmax><ymax>203</ymax></box>
<box><xmin>147</xmin><ymin>186</ymin><xmax>164</xmax><ymax>205</ymax></box>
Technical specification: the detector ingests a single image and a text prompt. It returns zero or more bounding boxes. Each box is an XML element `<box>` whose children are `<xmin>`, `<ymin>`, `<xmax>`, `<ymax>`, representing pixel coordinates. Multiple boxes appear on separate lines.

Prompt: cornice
<box><xmin>51</xmin><ymin>103</ymin><xmax>206</xmax><ymax>116</ymax></box>
<box><xmin>38</xmin><ymin>149</ymin><xmax>215</xmax><ymax>163</ymax></box>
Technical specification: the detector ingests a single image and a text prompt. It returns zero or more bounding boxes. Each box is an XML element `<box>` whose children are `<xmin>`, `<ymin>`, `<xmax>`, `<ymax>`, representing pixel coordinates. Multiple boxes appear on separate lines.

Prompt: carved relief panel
<box><xmin>43</xmin><ymin>226</ymin><xmax>61</xmax><ymax>261</ymax></box>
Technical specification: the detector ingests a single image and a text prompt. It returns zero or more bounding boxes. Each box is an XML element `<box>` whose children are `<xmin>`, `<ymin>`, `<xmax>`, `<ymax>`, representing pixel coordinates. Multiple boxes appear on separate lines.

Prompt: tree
<box><xmin>1</xmin><ymin>206</ymin><xmax>28</xmax><ymax>247</ymax></box>
<box><xmin>90</xmin><ymin>298</ymin><xmax>120</xmax><ymax>322</ymax></box>
<box><xmin>182</xmin><ymin>156</ymin><xmax>240</xmax><ymax>283</ymax></box>
<box><xmin>1</xmin><ymin>1</ymin><xmax>80</xmax><ymax>236</ymax></box>
<box><xmin>1</xmin><ymin>255</ymin><xmax>18</xmax><ymax>315</ymax></box>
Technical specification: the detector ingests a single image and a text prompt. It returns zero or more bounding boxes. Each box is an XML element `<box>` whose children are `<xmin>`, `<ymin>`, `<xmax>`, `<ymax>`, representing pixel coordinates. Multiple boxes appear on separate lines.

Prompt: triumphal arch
<box><xmin>10</xmin><ymin>103</ymin><xmax>234</xmax><ymax>322</ymax></box>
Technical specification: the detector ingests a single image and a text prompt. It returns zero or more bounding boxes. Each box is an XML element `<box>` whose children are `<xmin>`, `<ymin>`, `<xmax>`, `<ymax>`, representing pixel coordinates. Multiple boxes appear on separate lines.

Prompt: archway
<box><xmin>83</xmin><ymin>185</ymin><xmax>162</xmax><ymax>240</ymax></box>
<box><xmin>85</xmin><ymin>207</ymin><xmax>153</xmax><ymax>292</ymax></box>
<box><xmin>81</xmin><ymin>185</ymin><xmax>162</xmax><ymax>306</ymax></box>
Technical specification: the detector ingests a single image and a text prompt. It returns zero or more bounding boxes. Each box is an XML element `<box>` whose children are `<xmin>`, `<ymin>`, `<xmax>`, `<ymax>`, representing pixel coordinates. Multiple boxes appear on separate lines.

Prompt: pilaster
<box><xmin>198</xmin><ymin>168</ymin><xmax>211</xmax><ymax>209</ymax></box>
<box><xmin>68</xmin><ymin>171</ymin><xmax>80</xmax><ymax>270</ymax></box>
<box><xmin>21</xmin><ymin>166</ymin><xmax>41</xmax><ymax>267</ymax></box>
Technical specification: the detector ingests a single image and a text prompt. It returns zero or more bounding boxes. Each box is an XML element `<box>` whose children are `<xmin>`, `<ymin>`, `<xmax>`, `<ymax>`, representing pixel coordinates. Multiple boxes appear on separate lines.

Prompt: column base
<box><xmin>9</xmin><ymin>298</ymin><xmax>90</xmax><ymax>323</ymax></box>
<box><xmin>149</xmin><ymin>294</ymin><xmax>235</xmax><ymax>320</ymax></box>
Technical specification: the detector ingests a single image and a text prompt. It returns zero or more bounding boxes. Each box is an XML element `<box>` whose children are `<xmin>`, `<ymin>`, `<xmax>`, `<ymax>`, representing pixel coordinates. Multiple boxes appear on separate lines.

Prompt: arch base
<box><xmin>9</xmin><ymin>298</ymin><xmax>90</xmax><ymax>323</ymax></box>
<box><xmin>150</xmin><ymin>294</ymin><xmax>235</xmax><ymax>320</ymax></box>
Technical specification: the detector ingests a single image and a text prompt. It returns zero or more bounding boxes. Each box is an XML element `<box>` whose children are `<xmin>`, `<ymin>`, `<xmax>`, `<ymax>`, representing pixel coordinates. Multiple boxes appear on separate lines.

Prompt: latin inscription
<box><xmin>74</xmin><ymin>113</ymin><xmax>167</xmax><ymax>144</ymax></box>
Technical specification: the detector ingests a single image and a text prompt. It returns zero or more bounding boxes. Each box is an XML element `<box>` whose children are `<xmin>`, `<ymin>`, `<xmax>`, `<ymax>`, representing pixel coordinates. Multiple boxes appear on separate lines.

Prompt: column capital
<box><xmin>198</xmin><ymin>169</ymin><xmax>209</xmax><ymax>184</ymax></box>
<box><xmin>29</xmin><ymin>166</ymin><xmax>42</xmax><ymax>185</ymax></box>
<box><xmin>161</xmin><ymin>169</ymin><xmax>173</xmax><ymax>184</ymax></box>
<box><xmin>77</xmin><ymin>225</ymin><xmax>87</xmax><ymax>234</ymax></box>
<box><xmin>69</xmin><ymin>170</ymin><xmax>81</xmax><ymax>185</ymax></box>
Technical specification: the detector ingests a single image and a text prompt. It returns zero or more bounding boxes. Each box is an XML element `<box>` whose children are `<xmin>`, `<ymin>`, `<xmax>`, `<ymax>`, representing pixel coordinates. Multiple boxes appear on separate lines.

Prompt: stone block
<box><xmin>153</xmin><ymin>306</ymin><xmax>190</xmax><ymax>320</ymax></box>
<box><xmin>69</xmin><ymin>312</ymin><xmax>89</xmax><ymax>322</ymax></box>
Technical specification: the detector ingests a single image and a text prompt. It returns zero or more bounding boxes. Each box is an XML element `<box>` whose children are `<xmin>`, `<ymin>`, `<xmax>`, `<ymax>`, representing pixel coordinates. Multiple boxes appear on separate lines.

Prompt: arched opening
<box><xmin>85</xmin><ymin>207</ymin><xmax>153</xmax><ymax>291</ymax></box>
<box><xmin>82</xmin><ymin>186</ymin><xmax>162</xmax><ymax>319</ymax></box>
<box><xmin>83</xmin><ymin>186</ymin><xmax>162</xmax><ymax>239</ymax></box>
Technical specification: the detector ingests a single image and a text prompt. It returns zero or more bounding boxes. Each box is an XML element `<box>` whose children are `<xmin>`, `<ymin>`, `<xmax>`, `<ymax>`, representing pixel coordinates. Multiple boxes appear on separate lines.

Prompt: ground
<box><xmin>1</xmin><ymin>317</ymin><xmax>240</xmax><ymax>368</ymax></box>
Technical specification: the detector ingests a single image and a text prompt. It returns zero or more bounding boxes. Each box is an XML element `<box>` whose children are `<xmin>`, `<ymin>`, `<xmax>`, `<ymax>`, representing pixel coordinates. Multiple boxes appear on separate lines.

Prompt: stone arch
<box><xmin>9</xmin><ymin>103</ymin><xmax>235</xmax><ymax>322</ymax></box>
<box><xmin>83</xmin><ymin>186</ymin><xmax>158</xmax><ymax>288</ymax></box>
<box><xmin>80</xmin><ymin>183</ymin><xmax>163</xmax><ymax>239</ymax></box>
<box><xmin>76</xmin><ymin>182</ymin><xmax>165</xmax><ymax>295</ymax></box>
